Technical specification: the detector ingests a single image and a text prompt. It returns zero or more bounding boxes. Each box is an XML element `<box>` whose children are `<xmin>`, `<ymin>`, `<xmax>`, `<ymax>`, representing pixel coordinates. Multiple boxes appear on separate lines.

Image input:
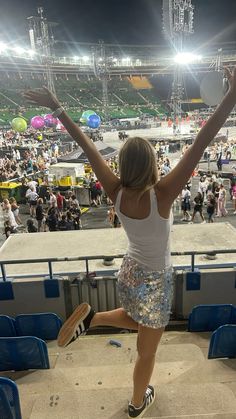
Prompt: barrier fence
<box><xmin>0</xmin><ymin>249</ymin><xmax>236</xmax><ymax>282</ymax></box>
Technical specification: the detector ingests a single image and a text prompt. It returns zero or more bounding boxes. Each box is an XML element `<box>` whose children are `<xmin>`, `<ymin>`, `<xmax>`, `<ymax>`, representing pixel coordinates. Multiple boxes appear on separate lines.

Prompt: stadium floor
<box><xmin>2</xmin><ymin>331</ymin><xmax>236</xmax><ymax>418</ymax></box>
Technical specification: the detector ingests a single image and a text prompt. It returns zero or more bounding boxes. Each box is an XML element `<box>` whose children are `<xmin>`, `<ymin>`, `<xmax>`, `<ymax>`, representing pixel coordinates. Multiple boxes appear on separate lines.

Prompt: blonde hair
<box><xmin>118</xmin><ymin>137</ymin><xmax>159</xmax><ymax>197</ymax></box>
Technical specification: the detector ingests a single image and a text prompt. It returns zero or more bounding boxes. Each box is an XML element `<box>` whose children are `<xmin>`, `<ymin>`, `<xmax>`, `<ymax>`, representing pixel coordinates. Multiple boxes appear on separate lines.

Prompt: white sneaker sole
<box><xmin>57</xmin><ymin>302</ymin><xmax>91</xmax><ymax>347</ymax></box>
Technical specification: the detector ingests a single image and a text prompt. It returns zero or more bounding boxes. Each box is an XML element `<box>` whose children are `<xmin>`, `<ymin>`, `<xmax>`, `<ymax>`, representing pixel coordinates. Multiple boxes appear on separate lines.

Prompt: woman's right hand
<box><xmin>23</xmin><ymin>87</ymin><xmax>60</xmax><ymax>110</ymax></box>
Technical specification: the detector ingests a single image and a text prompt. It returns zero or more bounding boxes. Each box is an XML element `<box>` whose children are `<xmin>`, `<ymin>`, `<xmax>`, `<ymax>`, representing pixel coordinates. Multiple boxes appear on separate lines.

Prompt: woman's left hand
<box><xmin>23</xmin><ymin>86</ymin><xmax>60</xmax><ymax>110</ymax></box>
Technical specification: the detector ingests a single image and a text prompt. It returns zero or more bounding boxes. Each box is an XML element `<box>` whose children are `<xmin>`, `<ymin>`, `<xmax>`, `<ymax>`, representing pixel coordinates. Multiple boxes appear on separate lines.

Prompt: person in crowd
<box><xmin>214</xmin><ymin>183</ymin><xmax>220</xmax><ymax>216</ymax></box>
<box><xmin>56</xmin><ymin>190</ymin><xmax>64</xmax><ymax>213</ymax></box>
<box><xmin>2</xmin><ymin>198</ymin><xmax>18</xmax><ymax>230</ymax></box>
<box><xmin>9</xmin><ymin>197</ymin><xmax>22</xmax><ymax>225</ymax></box>
<box><xmin>198</xmin><ymin>175</ymin><xmax>208</xmax><ymax>203</ymax></box>
<box><xmin>35</xmin><ymin>198</ymin><xmax>45</xmax><ymax>232</ymax></box>
<box><xmin>27</xmin><ymin>178</ymin><xmax>38</xmax><ymax>192</ymax></box>
<box><xmin>24</xmin><ymin>68</ymin><xmax>236</xmax><ymax>419</ymax></box>
<box><xmin>206</xmin><ymin>193</ymin><xmax>216</xmax><ymax>223</ymax></box>
<box><xmin>49</xmin><ymin>189</ymin><xmax>57</xmax><ymax>209</ymax></box>
<box><xmin>190</xmin><ymin>192</ymin><xmax>205</xmax><ymax>223</ymax></box>
<box><xmin>217</xmin><ymin>152</ymin><xmax>222</xmax><ymax>171</ymax></box>
<box><xmin>25</xmin><ymin>186</ymin><xmax>39</xmax><ymax>217</ymax></box>
<box><xmin>89</xmin><ymin>178</ymin><xmax>99</xmax><ymax>206</ymax></box>
<box><xmin>217</xmin><ymin>183</ymin><xmax>227</xmax><ymax>217</ymax></box>
<box><xmin>181</xmin><ymin>186</ymin><xmax>191</xmax><ymax>221</ymax></box>
<box><xmin>70</xmin><ymin>202</ymin><xmax>82</xmax><ymax>229</ymax></box>
<box><xmin>3</xmin><ymin>219</ymin><xmax>15</xmax><ymax>239</ymax></box>
<box><xmin>95</xmin><ymin>179</ymin><xmax>103</xmax><ymax>205</ymax></box>
<box><xmin>66</xmin><ymin>211</ymin><xmax>75</xmax><ymax>230</ymax></box>
<box><xmin>26</xmin><ymin>219</ymin><xmax>38</xmax><ymax>233</ymax></box>
<box><xmin>58</xmin><ymin>214</ymin><xmax>72</xmax><ymax>231</ymax></box>
<box><xmin>108</xmin><ymin>205</ymin><xmax>121</xmax><ymax>228</ymax></box>
<box><xmin>46</xmin><ymin>207</ymin><xmax>58</xmax><ymax>231</ymax></box>
<box><xmin>232</xmin><ymin>182</ymin><xmax>236</xmax><ymax>214</ymax></box>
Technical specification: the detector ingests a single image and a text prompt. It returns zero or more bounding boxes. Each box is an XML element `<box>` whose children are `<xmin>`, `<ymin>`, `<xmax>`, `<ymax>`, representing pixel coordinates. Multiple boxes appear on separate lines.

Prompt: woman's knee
<box><xmin>136</xmin><ymin>325</ymin><xmax>164</xmax><ymax>358</ymax></box>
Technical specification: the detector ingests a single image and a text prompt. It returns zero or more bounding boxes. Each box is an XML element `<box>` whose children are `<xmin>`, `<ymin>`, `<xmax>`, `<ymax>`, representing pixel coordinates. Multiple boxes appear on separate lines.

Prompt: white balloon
<box><xmin>200</xmin><ymin>71</ymin><xmax>228</xmax><ymax>106</ymax></box>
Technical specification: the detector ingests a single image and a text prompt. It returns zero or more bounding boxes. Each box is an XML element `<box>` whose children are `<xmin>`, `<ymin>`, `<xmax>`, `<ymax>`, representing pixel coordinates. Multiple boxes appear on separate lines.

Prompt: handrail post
<box><xmin>0</xmin><ymin>264</ymin><xmax>7</xmax><ymax>282</ymax></box>
<box><xmin>48</xmin><ymin>261</ymin><xmax>53</xmax><ymax>279</ymax></box>
<box><xmin>85</xmin><ymin>258</ymin><xmax>89</xmax><ymax>278</ymax></box>
<box><xmin>191</xmin><ymin>254</ymin><xmax>195</xmax><ymax>272</ymax></box>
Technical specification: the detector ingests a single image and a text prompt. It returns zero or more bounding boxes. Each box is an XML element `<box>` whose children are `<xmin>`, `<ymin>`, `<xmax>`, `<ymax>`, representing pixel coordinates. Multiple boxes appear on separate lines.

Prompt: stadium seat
<box><xmin>0</xmin><ymin>316</ymin><xmax>17</xmax><ymax>338</ymax></box>
<box><xmin>0</xmin><ymin>377</ymin><xmax>22</xmax><ymax>419</ymax></box>
<box><xmin>188</xmin><ymin>304</ymin><xmax>235</xmax><ymax>332</ymax></box>
<box><xmin>208</xmin><ymin>325</ymin><xmax>236</xmax><ymax>359</ymax></box>
<box><xmin>15</xmin><ymin>313</ymin><xmax>62</xmax><ymax>340</ymax></box>
<box><xmin>0</xmin><ymin>337</ymin><xmax>50</xmax><ymax>371</ymax></box>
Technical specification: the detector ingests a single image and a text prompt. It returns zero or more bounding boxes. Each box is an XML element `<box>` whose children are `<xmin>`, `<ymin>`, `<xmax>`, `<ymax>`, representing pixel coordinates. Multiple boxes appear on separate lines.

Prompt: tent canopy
<box><xmin>58</xmin><ymin>141</ymin><xmax>118</xmax><ymax>163</ymax></box>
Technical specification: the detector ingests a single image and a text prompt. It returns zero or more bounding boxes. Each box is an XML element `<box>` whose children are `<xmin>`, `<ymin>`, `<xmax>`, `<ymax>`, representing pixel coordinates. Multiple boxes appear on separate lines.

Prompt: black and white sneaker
<box><xmin>128</xmin><ymin>385</ymin><xmax>155</xmax><ymax>418</ymax></box>
<box><xmin>57</xmin><ymin>302</ymin><xmax>95</xmax><ymax>347</ymax></box>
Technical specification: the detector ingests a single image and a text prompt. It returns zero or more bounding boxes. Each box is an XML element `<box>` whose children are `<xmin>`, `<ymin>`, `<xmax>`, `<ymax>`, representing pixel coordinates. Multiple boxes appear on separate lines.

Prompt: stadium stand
<box><xmin>0</xmin><ymin>72</ymin><xmax>167</xmax><ymax>124</ymax></box>
<box><xmin>15</xmin><ymin>313</ymin><xmax>62</xmax><ymax>341</ymax></box>
<box><xmin>208</xmin><ymin>325</ymin><xmax>236</xmax><ymax>359</ymax></box>
<box><xmin>0</xmin><ymin>316</ymin><xmax>17</xmax><ymax>338</ymax></box>
<box><xmin>0</xmin><ymin>336</ymin><xmax>50</xmax><ymax>371</ymax></box>
<box><xmin>188</xmin><ymin>304</ymin><xmax>236</xmax><ymax>332</ymax></box>
<box><xmin>0</xmin><ymin>377</ymin><xmax>22</xmax><ymax>419</ymax></box>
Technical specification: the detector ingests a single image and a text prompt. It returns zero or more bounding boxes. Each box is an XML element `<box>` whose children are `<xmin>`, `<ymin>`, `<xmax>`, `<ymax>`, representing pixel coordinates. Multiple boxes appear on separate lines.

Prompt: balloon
<box><xmin>44</xmin><ymin>114</ymin><xmax>58</xmax><ymax>127</ymax></box>
<box><xmin>80</xmin><ymin>110</ymin><xmax>96</xmax><ymax>124</ymax></box>
<box><xmin>31</xmin><ymin>115</ymin><xmax>45</xmax><ymax>129</ymax></box>
<box><xmin>87</xmin><ymin>113</ymin><xmax>101</xmax><ymax>129</ymax></box>
<box><xmin>11</xmin><ymin>117</ymin><xmax>27</xmax><ymax>132</ymax></box>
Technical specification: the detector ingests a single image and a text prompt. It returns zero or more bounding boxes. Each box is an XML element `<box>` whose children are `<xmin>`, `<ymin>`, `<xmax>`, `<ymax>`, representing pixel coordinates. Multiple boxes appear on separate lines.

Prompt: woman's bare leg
<box><xmin>90</xmin><ymin>308</ymin><xmax>139</xmax><ymax>330</ymax></box>
<box><xmin>131</xmin><ymin>325</ymin><xmax>164</xmax><ymax>407</ymax></box>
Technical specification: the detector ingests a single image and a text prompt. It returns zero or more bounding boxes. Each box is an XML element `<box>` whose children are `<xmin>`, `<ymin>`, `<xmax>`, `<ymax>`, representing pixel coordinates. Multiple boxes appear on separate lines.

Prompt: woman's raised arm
<box><xmin>24</xmin><ymin>87</ymin><xmax>121</xmax><ymax>200</ymax></box>
<box><xmin>157</xmin><ymin>67</ymin><xmax>236</xmax><ymax>206</ymax></box>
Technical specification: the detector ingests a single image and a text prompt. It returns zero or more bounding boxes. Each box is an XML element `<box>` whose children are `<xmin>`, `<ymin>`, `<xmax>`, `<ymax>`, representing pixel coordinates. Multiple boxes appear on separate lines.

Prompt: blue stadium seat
<box><xmin>188</xmin><ymin>304</ymin><xmax>235</xmax><ymax>332</ymax></box>
<box><xmin>0</xmin><ymin>377</ymin><xmax>22</xmax><ymax>419</ymax></box>
<box><xmin>208</xmin><ymin>324</ymin><xmax>236</xmax><ymax>359</ymax></box>
<box><xmin>15</xmin><ymin>313</ymin><xmax>62</xmax><ymax>340</ymax></box>
<box><xmin>232</xmin><ymin>306</ymin><xmax>236</xmax><ymax>324</ymax></box>
<box><xmin>0</xmin><ymin>316</ymin><xmax>17</xmax><ymax>337</ymax></box>
<box><xmin>0</xmin><ymin>337</ymin><xmax>50</xmax><ymax>371</ymax></box>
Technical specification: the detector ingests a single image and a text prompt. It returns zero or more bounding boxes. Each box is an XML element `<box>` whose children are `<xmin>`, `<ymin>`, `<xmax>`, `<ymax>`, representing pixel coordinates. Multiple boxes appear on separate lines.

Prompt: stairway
<box><xmin>1</xmin><ymin>331</ymin><xmax>236</xmax><ymax>418</ymax></box>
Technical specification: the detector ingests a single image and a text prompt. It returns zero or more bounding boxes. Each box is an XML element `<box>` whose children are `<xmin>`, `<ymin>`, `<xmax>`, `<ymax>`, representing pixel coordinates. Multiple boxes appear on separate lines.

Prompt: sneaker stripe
<box><xmin>57</xmin><ymin>303</ymin><xmax>91</xmax><ymax>347</ymax></box>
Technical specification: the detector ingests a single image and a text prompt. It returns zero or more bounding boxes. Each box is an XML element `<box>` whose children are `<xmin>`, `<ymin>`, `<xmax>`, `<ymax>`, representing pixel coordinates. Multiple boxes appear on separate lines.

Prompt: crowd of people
<box><xmin>1</xmin><ymin>126</ymin><xmax>236</xmax><ymax>239</ymax></box>
<box><xmin>180</xmin><ymin>173</ymin><xmax>236</xmax><ymax>223</ymax></box>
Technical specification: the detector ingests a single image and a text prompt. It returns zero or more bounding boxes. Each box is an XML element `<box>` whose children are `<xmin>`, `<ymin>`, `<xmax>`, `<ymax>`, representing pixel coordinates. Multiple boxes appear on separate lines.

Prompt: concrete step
<box><xmin>19</xmin><ymin>383</ymin><xmax>236</xmax><ymax>419</ymax></box>
<box><xmin>2</xmin><ymin>332</ymin><xmax>236</xmax><ymax>419</ymax></box>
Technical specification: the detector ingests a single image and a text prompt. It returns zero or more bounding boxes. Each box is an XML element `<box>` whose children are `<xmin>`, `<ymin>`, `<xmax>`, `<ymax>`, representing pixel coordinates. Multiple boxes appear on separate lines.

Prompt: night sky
<box><xmin>1</xmin><ymin>0</ymin><xmax>236</xmax><ymax>48</ymax></box>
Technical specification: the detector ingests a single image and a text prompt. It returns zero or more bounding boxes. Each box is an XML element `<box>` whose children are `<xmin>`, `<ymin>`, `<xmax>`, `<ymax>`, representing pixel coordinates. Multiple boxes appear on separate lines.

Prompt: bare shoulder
<box><xmin>154</xmin><ymin>183</ymin><xmax>172</xmax><ymax>219</ymax></box>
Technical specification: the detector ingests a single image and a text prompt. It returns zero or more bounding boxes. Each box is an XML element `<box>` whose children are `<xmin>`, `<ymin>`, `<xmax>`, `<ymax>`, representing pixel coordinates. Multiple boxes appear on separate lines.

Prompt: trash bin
<box><xmin>0</xmin><ymin>183</ymin><xmax>22</xmax><ymax>201</ymax></box>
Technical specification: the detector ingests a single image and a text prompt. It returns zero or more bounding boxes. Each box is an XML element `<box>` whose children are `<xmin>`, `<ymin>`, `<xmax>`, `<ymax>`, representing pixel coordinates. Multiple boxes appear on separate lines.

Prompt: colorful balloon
<box><xmin>87</xmin><ymin>113</ymin><xmax>101</xmax><ymax>129</ymax></box>
<box><xmin>31</xmin><ymin>115</ymin><xmax>45</xmax><ymax>129</ymax></box>
<box><xmin>80</xmin><ymin>110</ymin><xmax>96</xmax><ymax>124</ymax></box>
<box><xmin>11</xmin><ymin>117</ymin><xmax>27</xmax><ymax>133</ymax></box>
<box><xmin>44</xmin><ymin>114</ymin><xmax>58</xmax><ymax>127</ymax></box>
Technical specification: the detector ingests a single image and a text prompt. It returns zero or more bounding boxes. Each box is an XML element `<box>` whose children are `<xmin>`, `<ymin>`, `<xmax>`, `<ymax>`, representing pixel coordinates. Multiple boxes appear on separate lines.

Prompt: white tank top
<box><xmin>115</xmin><ymin>188</ymin><xmax>172</xmax><ymax>271</ymax></box>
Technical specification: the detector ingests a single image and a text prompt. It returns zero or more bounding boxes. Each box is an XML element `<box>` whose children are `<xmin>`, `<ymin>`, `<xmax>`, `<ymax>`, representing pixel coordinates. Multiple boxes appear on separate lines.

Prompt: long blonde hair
<box><xmin>118</xmin><ymin>137</ymin><xmax>159</xmax><ymax>198</ymax></box>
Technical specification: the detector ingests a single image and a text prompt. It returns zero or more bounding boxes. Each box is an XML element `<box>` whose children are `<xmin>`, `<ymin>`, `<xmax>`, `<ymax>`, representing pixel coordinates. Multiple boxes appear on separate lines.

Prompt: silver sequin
<box><xmin>117</xmin><ymin>255</ymin><xmax>174</xmax><ymax>329</ymax></box>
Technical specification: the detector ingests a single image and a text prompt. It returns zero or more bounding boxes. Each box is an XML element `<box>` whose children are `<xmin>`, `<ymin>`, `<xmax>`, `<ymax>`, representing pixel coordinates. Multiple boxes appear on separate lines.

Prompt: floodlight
<box><xmin>174</xmin><ymin>52</ymin><xmax>202</xmax><ymax>65</ymax></box>
<box><xmin>73</xmin><ymin>56</ymin><xmax>79</xmax><ymax>60</ymax></box>
<box><xmin>27</xmin><ymin>49</ymin><xmax>36</xmax><ymax>56</ymax></box>
<box><xmin>112</xmin><ymin>58</ymin><xmax>118</xmax><ymax>62</ymax></box>
<box><xmin>122</xmin><ymin>57</ymin><xmax>131</xmax><ymax>63</ymax></box>
<box><xmin>13</xmin><ymin>46</ymin><xmax>25</xmax><ymax>55</ymax></box>
<box><xmin>82</xmin><ymin>56</ymin><xmax>89</xmax><ymax>62</ymax></box>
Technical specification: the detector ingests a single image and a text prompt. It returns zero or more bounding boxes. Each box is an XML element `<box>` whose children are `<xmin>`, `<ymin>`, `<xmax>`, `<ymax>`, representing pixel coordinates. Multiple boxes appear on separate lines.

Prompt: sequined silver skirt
<box><xmin>117</xmin><ymin>255</ymin><xmax>174</xmax><ymax>329</ymax></box>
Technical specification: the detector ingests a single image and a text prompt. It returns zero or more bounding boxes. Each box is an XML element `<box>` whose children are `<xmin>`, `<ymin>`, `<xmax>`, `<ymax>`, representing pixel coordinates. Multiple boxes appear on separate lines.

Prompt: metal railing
<box><xmin>0</xmin><ymin>249</ymin><xmax>236</xmax><ymax>281</ymax></box>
